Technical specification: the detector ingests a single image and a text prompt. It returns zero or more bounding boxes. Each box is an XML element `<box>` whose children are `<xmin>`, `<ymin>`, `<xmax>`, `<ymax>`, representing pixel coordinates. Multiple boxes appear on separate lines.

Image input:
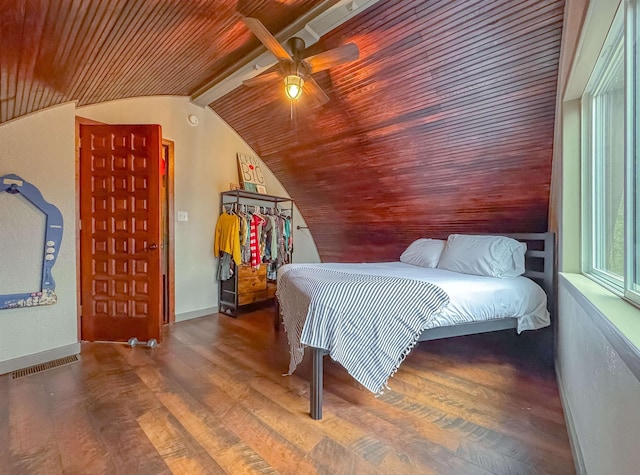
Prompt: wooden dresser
<box><xmin>219</xmin><ymin>264</ymin><xmax>278</xmax><ymax>316</ymax></box>
<box><xmin>237</xmin><ymin>265</ymin><xmax>267</xmax><ymax>305</ymax></box>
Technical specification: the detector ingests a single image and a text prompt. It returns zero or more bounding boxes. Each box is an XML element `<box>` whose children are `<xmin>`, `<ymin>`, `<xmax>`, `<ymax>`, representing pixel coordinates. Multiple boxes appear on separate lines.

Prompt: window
<box><xmin>627</xmin><ymin>0</ymin><xmax>640</xmax><ymax>302</ymax></box>
<box><xmin>582</xmin><ymin>1</ymin><xmax>640</xmax><ymax>306</ymax></box>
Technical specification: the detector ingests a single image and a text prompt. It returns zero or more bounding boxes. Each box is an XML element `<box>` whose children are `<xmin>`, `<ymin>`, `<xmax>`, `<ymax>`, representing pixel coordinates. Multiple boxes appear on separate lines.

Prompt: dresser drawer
<box><xmin>238</xmin><ymin>290</ymin><xmax>268</xmax><ymax>305</ymax></box>
<box><xmin>238</xmin><ymin>265</ymin><xmax>266</xmax><ymax>278</ymax></box>
<box><xmin>238</xmin><ymin>274</ymin><xmax>267</xmax><ymax>294</ymax></box>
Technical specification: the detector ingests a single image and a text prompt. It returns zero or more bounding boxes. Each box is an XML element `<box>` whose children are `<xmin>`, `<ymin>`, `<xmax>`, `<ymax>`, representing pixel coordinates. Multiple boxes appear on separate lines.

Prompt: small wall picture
<box><xmin>243</xmin><ymin>182</ymin><xmax>258</xmax><ymax>193</ymax></box>
<box><xmin>256</xmin><ymin>185</ymin><xmax>267</xmax><ymax>194</ymax></box>
<box><xmin>229</xmin><ymin>183</ymin><xmax>240</xmax><ymax>191</ymax></box>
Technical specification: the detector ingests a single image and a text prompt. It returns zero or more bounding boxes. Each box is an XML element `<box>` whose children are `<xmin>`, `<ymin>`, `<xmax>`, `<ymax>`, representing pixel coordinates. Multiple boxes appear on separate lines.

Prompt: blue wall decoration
<box><xmin>0</xmin><ymin>174</ymin><xmax>63</xmax><ymax>309</ymax></box>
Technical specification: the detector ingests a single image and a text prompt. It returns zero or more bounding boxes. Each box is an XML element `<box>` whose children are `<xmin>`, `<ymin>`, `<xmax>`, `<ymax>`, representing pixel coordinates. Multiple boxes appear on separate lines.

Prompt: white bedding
<box><xmin>281</xmin><ymin>262</ymin><xmax>550</xmax><ymax>333</ymax></box>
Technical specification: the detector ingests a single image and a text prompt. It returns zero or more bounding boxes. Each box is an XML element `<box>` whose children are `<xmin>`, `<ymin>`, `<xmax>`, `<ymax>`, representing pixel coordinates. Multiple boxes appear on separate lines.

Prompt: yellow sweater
<box><xmin>214</xmin><ymin>212</ymin><xmax>241</xmax><ymax>265</ymax></box>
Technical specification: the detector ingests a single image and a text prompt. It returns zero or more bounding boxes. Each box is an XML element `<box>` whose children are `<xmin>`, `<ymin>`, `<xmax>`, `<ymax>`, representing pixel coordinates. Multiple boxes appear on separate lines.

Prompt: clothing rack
<box><xmin>218</xmin><ymin>189</ymin><xmax>294</xmax><ymax>317</ymax></box>
<box><xmin>223</xmin><ymin>202</ymin><xmax>292</xmax><ymax>216</ymax></box>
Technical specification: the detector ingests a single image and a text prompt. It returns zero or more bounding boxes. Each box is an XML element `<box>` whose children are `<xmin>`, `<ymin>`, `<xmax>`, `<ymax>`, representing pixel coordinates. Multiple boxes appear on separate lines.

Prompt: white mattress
<box><xmin>282</xmin><ymin>262</ymin><xmax>550</xmax><ymax>333</ymax></box>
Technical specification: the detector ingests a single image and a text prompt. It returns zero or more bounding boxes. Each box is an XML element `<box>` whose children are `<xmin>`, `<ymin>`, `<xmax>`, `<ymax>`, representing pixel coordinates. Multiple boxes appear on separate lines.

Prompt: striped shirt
<box><xmin>249</xmin><ymin>214</ymin><xmax>265</xmax><ymax>268</ymax></box>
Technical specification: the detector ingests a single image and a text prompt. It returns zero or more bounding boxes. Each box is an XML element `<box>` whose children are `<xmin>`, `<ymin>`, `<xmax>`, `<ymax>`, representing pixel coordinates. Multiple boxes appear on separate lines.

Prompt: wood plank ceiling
<box><xmin>211</xmin><ymin>0</ymin><xmax>565</xmax><ymax>262</ymax></box>
<box><xmin>0</xmin><ymin>0</ymin><xmax>565</xmax><ymax>263</ymax></box>
<box><xmin>0</xmin><ymin>0</ymin><xmax>329</xmax><ymax>122</ymax></box>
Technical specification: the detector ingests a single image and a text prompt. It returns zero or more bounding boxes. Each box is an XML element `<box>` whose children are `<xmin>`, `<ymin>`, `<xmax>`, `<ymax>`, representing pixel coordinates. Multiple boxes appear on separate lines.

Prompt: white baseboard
<box><xmin>0</xmin><ymin>342</ymin><xmax>81</xmax><ymax>376</ymax></box>
<box><xmin>175</xmin><ymin>306</ymin><xmax>218</xmax><ymax>322</ymax></box>
<box><xmin>556</xmin><ymin>364</ymin><xmax>586</xmax><ymax>475</ymax></box>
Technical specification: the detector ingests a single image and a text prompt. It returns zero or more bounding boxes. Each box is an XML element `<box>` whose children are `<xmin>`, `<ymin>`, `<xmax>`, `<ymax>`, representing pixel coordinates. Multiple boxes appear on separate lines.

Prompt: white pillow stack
<box><xmin>436</xmin><ymin>234</ymin><xmax>527</xmax><ymax>278</ymax></box>
<box><xmin>399</xmin><ymin>238</ymin><xmax>446</xmax><ymax>268</ymax></box>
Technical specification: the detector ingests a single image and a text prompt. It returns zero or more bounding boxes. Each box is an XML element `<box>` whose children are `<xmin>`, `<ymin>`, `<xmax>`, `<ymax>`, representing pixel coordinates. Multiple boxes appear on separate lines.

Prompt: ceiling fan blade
<box><xmin>242</xmin><ymin>69</ymin><xmax>282</xmax><ymax>87</ymax></box>
<box><xmin>303</xmin><ymin>76</ymin><xmax>330</xmax><ymax>106</ymax></box>
<box><xmin>303</xmin><ymin>43</ymin><xmax>359</xmax><ymax>74</ymax></box>
<box><xmin>242</xmin><ymin>17</ymin><xmax>292</xmax><ymax>61</ymax></box>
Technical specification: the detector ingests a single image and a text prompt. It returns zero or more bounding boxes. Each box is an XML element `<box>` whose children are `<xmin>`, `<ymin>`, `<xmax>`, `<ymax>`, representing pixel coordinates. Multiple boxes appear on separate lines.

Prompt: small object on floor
<box><xmin>127</xmin><ymin>337</ymin><xmax>157</xmax><ymax>348</ymax></box>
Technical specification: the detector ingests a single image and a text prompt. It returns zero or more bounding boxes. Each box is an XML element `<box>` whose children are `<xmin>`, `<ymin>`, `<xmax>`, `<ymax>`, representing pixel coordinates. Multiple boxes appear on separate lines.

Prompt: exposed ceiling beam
<box><xmin>190</xmin><ymin>0</ymin><xmax>382</xmax><ymax>106</ymax></box>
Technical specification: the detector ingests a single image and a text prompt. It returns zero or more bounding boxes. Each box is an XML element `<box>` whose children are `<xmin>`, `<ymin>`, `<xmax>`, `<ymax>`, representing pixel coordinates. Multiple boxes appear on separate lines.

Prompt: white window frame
<box><xmin>582</xmin><ymin>0</ymin><xmax>640</xmax><ymax>307</ymax></box>
<box><xmin>625</xmin><ymin>0</ymin><xmax>640</xmax><ymax>305</ymax></box>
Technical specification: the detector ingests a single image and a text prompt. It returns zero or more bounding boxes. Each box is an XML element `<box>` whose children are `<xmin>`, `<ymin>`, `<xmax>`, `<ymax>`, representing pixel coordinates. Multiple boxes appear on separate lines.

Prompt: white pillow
<box><xmin>437</xmin><ymin>234</ymin><xmax>526</xmax><ymax>278</ymax></box>
<box><xmin>400</xmin><ymin>239</ymin><xmax>446</xmax><ymax>268</ymax></box>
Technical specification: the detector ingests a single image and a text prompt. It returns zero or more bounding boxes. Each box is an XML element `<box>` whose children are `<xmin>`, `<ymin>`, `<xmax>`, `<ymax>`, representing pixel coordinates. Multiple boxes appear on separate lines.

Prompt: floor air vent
<box><xmin>12</xmin><ymin>354</ymin><xmax>80</xmax><ymax>379</ymax></box>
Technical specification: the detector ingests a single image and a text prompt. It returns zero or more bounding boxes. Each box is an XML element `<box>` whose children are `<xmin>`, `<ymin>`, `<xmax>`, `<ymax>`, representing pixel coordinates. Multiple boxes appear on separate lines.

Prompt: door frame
<box><xmin>74</xmin><ymin>117</ymin><xmax>175</xmax><ymax>340</ymax></box>
<box><xmin>161</xmin><ymin>139</ymin><xmax>176</xmax><ymax>325</ymax></box>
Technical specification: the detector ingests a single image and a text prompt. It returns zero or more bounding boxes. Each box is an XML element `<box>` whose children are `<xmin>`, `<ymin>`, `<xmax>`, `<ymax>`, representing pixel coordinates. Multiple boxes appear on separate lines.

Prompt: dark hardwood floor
<box><xmin>0</xmin><ymin>308</ymin><xmax>575</xmax><ymax>474</ymax></box>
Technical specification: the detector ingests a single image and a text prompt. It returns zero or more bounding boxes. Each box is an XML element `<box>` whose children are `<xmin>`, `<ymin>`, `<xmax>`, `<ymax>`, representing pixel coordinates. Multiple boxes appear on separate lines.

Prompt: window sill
<box><xmin>560</xmin><ymin>272</ymin><xmax>640</xmax><ymax>381</ymax></box>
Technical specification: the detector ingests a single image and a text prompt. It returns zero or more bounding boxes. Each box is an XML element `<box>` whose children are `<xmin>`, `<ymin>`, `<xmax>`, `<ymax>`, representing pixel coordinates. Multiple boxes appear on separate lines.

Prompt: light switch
<box><xmin>177</xmin><ymin>211</ymin><xmax>189</xmax><ymax>222</ymax></box>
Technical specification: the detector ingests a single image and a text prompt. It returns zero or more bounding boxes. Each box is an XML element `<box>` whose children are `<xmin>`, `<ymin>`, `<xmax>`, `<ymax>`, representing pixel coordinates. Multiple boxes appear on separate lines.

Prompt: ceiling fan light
<box><xmin>284</xmin><ymin>75</ymin><xmax>304</xmax><ymax>100</ymax></box>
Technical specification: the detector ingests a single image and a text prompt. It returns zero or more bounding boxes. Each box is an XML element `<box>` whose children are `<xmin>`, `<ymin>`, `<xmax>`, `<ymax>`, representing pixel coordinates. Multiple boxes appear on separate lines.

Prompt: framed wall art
<box><xmin>237</xmin><ymin>153</ymin><xmax>267</xmax><ymax>194</ymax></box>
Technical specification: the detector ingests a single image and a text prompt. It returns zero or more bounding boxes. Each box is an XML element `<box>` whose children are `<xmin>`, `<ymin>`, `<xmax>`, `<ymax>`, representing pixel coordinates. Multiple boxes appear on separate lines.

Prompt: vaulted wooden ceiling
<box><xmin>1</xmin><ymin>0</ymin><xmax>564</xmax><ymax>263</ymax></box>
<box><xmin>212</xmin><ymin>0</ymin><xmax>565</xmax><ymax>261</ymax></box>
<box><xmin>0</xmin><ymin>0</ymin><xmax>330</xmax><ymax>122</ymax></box>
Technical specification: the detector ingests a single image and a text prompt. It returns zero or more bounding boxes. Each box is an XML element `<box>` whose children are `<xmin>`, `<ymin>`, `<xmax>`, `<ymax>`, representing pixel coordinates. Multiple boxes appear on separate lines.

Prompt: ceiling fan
<box><xmin>241</xmin><ymin>17</ymin><xmax>359</xmax><ymax>105</ymax></box>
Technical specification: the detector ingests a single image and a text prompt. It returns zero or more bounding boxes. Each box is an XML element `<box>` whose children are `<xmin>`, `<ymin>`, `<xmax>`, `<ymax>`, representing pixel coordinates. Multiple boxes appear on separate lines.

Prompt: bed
<box><xmin>276</xmin><ymin>232</ymin><xmax>555</xmax><ymax>419</ymax></box>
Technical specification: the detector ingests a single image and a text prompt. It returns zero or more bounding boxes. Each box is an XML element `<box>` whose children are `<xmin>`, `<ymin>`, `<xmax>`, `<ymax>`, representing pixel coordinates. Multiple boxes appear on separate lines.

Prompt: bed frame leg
<box><xmin>311</xmin><ymin>347</ymin><xmax>323</xmax><ymax>420</ymax></box>
<box><xmin>273</xmin><ymin>298</ymin><xmax>280</xmax><ymax>332</ymax></box>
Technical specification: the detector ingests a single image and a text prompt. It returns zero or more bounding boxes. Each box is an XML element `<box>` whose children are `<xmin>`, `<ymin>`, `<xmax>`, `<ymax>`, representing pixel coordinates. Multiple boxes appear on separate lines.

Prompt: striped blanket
<box><xmin>277</xmin><ymin>265</ymin><xmax>450</xmax><ymax>393</ymax></box>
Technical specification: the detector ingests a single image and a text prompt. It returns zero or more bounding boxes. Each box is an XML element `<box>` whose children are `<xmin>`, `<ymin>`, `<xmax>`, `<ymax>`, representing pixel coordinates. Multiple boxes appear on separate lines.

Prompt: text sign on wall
<box><xmin>237</xmin><ymin>153</ymin><xmax>267</xmax><ymax>194</ymax></box>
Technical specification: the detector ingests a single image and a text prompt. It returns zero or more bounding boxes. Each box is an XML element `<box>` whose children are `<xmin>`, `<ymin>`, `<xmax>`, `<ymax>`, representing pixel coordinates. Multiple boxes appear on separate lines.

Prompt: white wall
<box><xmin>558</xmin><ymin>275</ymin><xmax>640</xmax><ymax>475</ymax></box>
<box><xmin>0</xmin><ymin>103</ymin><xmax>79</xmax><ymax>368</ymax></box>
<box><xmin>78</xmin><ymin>96</ymin><xmax>319</xmax><ymax>320</ymax></box>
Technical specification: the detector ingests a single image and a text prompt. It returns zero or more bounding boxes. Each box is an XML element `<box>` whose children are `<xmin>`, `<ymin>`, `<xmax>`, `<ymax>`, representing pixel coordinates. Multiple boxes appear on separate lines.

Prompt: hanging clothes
<box><xmin>239</xmin><ymin>211</ymin><xmax>252</xmax><ymax>264</ymax></box>
<box><xmin>262</xmin><ymin>215</ymin><xmax>273</xmax><ymax>261</ymax></box>
<box><xmin>214</xmin><ymin>211</ymin><xmax>241</xmax><ymax>265</ymax></box>
<box><xmin>249</xmin><ymin>213</ymin><xmax>266</xmax><ymax>268</ymax></box>
<box><xmin>258</xmin><ymin>212</ymin><xmax>267</xmax><ymax>262</ymax></box>
<box><xmin>281</xmin><ymin>215</ymin><xmax>293</xmax><ymax>265</ymax></box>
<box><xmin>276</xmin><ymin>214</ymin><xmax>286</xmax><ymax>268</ymax></box>
<box><xmin>216</xmin><ymin>252</ymin><xmax>233</xmax><ymax>281</ymax></box>
<box><xmin>268</xmin><ymin>215</ymin><xmax>278</xmax><ymax>261</ymax></box>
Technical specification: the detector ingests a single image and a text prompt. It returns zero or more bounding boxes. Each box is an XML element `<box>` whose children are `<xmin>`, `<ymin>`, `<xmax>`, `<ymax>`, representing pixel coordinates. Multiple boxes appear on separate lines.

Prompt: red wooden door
<box><xmin>80</xmin><ymin>124</ymin><xmax>162</xmax><ymax>342</ymax></box>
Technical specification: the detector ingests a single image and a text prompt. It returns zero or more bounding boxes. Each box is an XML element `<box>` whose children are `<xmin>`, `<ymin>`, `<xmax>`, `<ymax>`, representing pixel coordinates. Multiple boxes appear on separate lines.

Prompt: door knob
<box><xmin>148</xmin><ymin>244</ymin><xmax>158</xmax><ymax>250</ymax></box>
